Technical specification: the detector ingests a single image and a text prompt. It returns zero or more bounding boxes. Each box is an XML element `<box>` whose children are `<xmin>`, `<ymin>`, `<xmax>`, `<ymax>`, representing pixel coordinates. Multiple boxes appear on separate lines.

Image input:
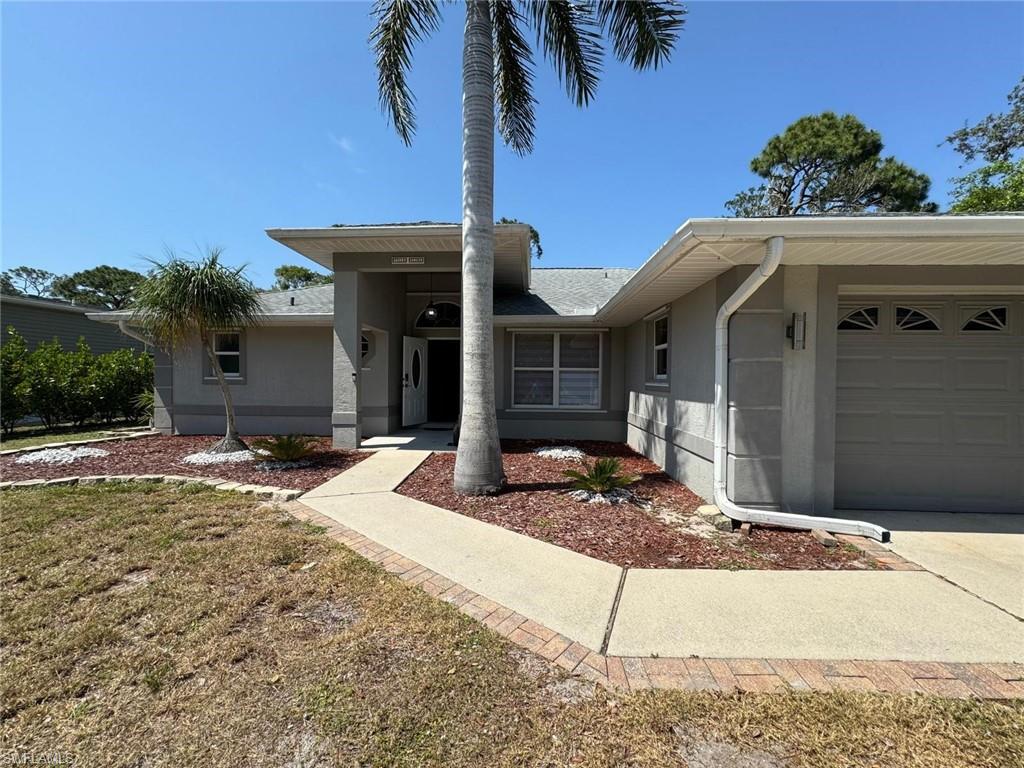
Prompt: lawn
<box><xmin>0</xmin><ymin>423</ymin><xmax>126</xmax><ymax>451</ymax></box>
<box><xmin>1</xmin><ymin>485</ymin><xmax>1020</xmax><ymax>767</ymax></box>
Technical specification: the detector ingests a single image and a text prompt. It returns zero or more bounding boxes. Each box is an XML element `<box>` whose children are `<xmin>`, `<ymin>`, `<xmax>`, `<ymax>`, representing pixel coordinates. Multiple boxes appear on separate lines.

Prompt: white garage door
<box><xmin>836</xmin><ymin>297</ymin><xmax>1024</xmax><ymax>513</ymax></box>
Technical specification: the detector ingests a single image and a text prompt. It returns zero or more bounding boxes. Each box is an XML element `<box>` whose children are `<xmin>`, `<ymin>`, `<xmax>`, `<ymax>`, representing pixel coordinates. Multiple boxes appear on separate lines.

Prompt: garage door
<box><xmin>835</xmin><ymin>297</ymin><xmax>1024</xmax><ymax>513</ymax></box>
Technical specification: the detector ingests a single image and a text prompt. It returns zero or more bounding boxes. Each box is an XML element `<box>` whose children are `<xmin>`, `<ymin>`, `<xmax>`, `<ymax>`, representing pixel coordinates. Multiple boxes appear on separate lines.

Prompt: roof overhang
<box><xmin>265</xmin><ymin>223</ymin><xmax>532</xmax><ymax>291</ymax></box>
<box><xmin>596</xmin><ymin>215</ymin><xmax>1024</xmax><ymax>325</ymax></box>
<box><xmin>1</xmin><ymin>294</ymin><xmax>94</xmax><ymax>314</ymax></box>
<box><xmin>86</xmin><ymin>311</ymin><xmax>333</xmax><ymax>327</ymax></box>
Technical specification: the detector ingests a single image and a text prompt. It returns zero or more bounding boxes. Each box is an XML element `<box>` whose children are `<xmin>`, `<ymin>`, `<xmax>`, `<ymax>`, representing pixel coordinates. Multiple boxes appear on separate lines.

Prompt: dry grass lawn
<box><xmin>1</xmin><ymin>484</ymin><xmax>1021</xmax><ymax>767</ymax></box>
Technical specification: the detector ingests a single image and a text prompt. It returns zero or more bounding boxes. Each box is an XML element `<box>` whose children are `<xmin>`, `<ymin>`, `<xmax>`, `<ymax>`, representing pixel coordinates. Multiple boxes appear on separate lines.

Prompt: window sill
<box><xmin>203</xmin><ymin>377</ymin><xmax>247</xmax><ymax>386</ymax></box>
<box><xmin>644</xmin><ymin>381</ymin><xmax>670</xmax><ymax>389</ymax></box>
<box><xmin>507</xmin><ymin>407</ymin><xmax>606</xmax><ymax>413</ymax></box>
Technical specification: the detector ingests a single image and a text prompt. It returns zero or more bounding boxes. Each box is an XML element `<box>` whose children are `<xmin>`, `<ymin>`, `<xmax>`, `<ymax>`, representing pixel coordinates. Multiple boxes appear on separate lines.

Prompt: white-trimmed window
<box><xmin>652</xmin><ymin>315</ymin><xmax>669</xmax><ymax>380</ymax></box>
<box><xmin>512</xmin><ymin>332</ymin><xmax>601</xmax><ymax>408</ymax></box>
<box><xmin>207</xmin><ymin>331</ymin><xmax>243</xmax><ymax>380</ymax></box>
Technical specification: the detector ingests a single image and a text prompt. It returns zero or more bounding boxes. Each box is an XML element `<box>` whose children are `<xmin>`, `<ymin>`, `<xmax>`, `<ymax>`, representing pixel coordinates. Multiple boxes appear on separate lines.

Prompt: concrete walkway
<box><xmin>851</xmin><ymin>511</ymin><xmax>1024</xmax><ymax>619</ymax></box>
<box><xmin>300</xmin><ymin>452</ymin><xmax>1024</xmax><ymax>668</ymax></box>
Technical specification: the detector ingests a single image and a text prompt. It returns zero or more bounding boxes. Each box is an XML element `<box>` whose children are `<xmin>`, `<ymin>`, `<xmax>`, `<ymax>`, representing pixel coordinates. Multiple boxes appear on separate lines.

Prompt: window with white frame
<box><xmin>650</xmin><ymin>313</ymin><xmax>669</xmax><ymax>381</ymax></box>
<box><xmin>208</xmin><ymin>331</ymin><xmax>242</xmax><ymax>379</ymax></box>
<box><xmin>512</xmin><ymin>332</ymin><xmax>600</xmax><ymax>408</ymax></box>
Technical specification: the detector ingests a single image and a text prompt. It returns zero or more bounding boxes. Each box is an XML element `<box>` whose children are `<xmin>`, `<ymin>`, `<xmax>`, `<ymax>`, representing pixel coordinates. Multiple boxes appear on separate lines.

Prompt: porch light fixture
<box><xmin>786</xmin><ymin>312</ymin><xmax>806</xmax><ymax>350</ymax></box>
<box><xmin>423</xmin><ymin>274</ymin><xmax>439</xmax><ymax>321</ymax></box>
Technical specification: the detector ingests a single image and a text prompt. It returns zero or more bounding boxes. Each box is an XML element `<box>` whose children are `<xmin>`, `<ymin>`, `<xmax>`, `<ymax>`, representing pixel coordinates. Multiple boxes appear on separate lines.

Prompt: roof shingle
<box><xmin>256</xmin><ymin>267</ymin><xmax>635</xmax><ymax>318</ymax></box>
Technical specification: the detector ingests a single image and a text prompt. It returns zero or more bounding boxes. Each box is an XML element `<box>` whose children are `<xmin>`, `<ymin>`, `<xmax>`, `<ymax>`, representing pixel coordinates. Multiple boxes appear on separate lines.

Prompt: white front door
<box><xmin>402</xmin><ymin>336</ymin><xmax>428</xmax><ymax>427</ymax></box>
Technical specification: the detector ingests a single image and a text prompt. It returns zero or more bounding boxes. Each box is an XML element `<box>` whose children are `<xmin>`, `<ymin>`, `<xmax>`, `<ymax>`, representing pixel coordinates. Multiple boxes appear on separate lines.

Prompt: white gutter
<box><xmin>712</xmin><ymin>236</ymin><xmax>890</xmax><ymax>543</ymax></box>
<box><xmin>118</xmin><ymin>320</ymin><xmax>154</xmax><ymax>347</ymax></box>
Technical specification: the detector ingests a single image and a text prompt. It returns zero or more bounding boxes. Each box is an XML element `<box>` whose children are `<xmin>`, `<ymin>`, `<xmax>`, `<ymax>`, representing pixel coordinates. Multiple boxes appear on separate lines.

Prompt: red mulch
<box><xmin>0</xmin><ymin>435</ymin><xmax>366</xmax><ymax>492</ymax></box>
<box><xmin>397</xmin><ymin>440</ymin><xmax>874</xmax><ymax>570</ymax></box>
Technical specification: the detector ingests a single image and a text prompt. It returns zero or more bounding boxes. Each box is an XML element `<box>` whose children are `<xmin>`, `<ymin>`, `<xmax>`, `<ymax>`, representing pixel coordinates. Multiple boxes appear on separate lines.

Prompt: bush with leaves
<box><xmin>1</xmin><ymin>327</ymin><xmax>31</xmax><ymax>435</ymax></box>
<box><xmin>90</xmin><ymin>348</ymin><xmax>155</xmax><ymax>423</ymax></box>
<box><xmin>17</xmin><ymin>337</ymin><xmax>154</xmax><ymax>429</ymax></box>
<box><xmin>23</xmin><ymin>340</ymin><xmax>71</xmax><ymax>429</ymax></box>
<box><xmin>563</xmin><ymin>457</ymin><xmax>639</xmax><ymax>495</ymax></box>
<box><xmin>251</xmin><ymin>434</ymin><xmax>317</xmax><ymax>462</ymax></box>
<box><xmin>63</xmin><ymin>339</ymin><xmax>99</xmax><ymax>426</ymax></box>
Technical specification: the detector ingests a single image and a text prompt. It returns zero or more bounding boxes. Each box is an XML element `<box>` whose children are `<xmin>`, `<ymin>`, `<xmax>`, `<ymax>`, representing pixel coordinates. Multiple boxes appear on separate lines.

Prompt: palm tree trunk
<box><xmin>453</xmin><ymin>0</ymin><xmax>505</xmax><ymax>495</ymax></box>
<box><xmin>202</xmin><ymin>334</ymin><xmax>248</xmax><ymax>453</ymax></box>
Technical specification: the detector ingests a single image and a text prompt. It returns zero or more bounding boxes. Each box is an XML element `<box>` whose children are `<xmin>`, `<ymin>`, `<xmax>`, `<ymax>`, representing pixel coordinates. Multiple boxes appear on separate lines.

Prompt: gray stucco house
<box><xmin>90</xmin><ymin>215</ymin><xmax>1024</xmax><ymax>515</ymax></box>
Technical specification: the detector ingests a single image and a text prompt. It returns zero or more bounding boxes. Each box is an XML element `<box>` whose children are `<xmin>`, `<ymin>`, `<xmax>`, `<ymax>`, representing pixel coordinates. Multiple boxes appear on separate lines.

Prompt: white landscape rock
<box><xmin>533</xmin><ymin>446</ymin><xmax>585</xmax><ymax>461</ymax></box>
<box><xmin>14</xmin><ymin>446</ymin><xmax>110</xmax><ymax>465</ymax></box>
<box><xmin>181</xmin><ymin>450</ymin><xmax>256</xmax><ymax>465</ymax></box>
<box><xmin>567</xmin><ymin>488</ymin><xmax>650</xmax><ymax>508</ymax></box>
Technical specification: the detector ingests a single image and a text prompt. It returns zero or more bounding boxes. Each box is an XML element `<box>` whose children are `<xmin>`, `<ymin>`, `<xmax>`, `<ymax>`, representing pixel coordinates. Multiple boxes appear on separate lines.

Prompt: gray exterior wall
<box><xmin>170</xmin><ymin>326</ymin><xmax>333</xmax><ymax>436</ymax></box>
<box><xmin>624</xmin><ymin>267</ymin><xmax>785</xmax><ymax>505</ymax></box>
<box><xmin>494</xmin><ymin>326</ymin><xmax>627</xmax><ymax>442</ymax></box>
<box><xmin>1</xmin><ymin>298</ymin><xmax>145</xmax><ymax>354</ymax></box>
<box><xmin>625</xmin><ymin>277</ymin><xmax>718</xmax><ymax>500</ymax></box>
<box><xmin>360</xmin><ymin>272</ymin><xmax>406</xmax><ymax>436</ymax></box>
<box><xmin>626</xmin><ymin>262</ymin><xmax>1024</xmax><ymax>512</ymax></box>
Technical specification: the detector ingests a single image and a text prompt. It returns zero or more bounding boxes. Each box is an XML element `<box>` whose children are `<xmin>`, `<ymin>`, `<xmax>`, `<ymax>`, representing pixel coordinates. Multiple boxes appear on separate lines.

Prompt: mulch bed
<box><xmin>397</xmin><ymin>440</ymin><xmax>875</xmax><ymax>570</ymax></box>
<box><xmin>0</xmin><ymin>435</ymin><xmax>366</xmax><ymax>492</ymax></box>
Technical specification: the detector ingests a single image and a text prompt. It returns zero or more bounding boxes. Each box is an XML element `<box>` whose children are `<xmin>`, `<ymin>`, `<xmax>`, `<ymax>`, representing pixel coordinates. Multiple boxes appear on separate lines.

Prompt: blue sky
<box><xmin>3</xmin><ymin>2</ymin><xmax>1022</xmax><ymax>286</ymax></box>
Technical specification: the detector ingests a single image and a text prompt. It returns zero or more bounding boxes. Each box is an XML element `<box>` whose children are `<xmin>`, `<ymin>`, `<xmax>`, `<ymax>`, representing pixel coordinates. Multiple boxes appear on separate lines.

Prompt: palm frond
<box><xmin>491</xmin><ymin>0</ymin><xmax>536</xmax><ymax>154</ymax></box>
<box><xmin>131</xmin><ymin>247</ymin><xmax>262</xmax><ymax>349</ymax></box>
<box><xmin>594</xmin><ymin>1</ymin><xmax>685</xmax><ymax>71</ymax></box>
<box><xmin>527</xmin><ymin>0</ymin><xmax>603</xmax><ymax>107</ymax></box>
<box><xmin>370</xmin><ymin>0</ymin><xmax>442</xmax><ymax>145</ymax></box>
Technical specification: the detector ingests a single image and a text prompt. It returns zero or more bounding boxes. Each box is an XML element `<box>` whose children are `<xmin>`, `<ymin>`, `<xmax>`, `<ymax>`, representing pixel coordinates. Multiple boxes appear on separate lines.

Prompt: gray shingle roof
<box><xmin>494</xmin><ymin>268</ymin><xmax>635</xmax><ymax>316</ymax></box>
<box><xmin>256</xmin><ymin>267</ymin><xmax>635</xmax><ymax>318</ymax></box>
<box><xmin>258</xmin><ymin>284</ymin><xmax>334</xmax><ymax>314</ymax></box>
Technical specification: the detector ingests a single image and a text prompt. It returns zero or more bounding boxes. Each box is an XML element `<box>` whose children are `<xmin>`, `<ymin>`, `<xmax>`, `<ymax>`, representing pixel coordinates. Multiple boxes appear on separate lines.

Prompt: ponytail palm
<box><xmin>371</xmin><ymin>0</ymin><xmax>685</xmax><ymax>494</ymax></box>
<box><xmin>131</xmin><ymin>248</ymin><xmax>261</xmax><ymax>453</ymax></box>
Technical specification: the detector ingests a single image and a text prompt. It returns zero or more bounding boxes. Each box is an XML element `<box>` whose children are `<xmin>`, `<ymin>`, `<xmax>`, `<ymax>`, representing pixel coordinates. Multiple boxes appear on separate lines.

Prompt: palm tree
<box><xmin>131</xmin><ymin>248</ymin><xmax>262</xmax><ymax>453</ymax></box>
<box><xmin>371</xmin><ymin>0</ymin><xmax>685</xmax><ymax>494</ymax></box>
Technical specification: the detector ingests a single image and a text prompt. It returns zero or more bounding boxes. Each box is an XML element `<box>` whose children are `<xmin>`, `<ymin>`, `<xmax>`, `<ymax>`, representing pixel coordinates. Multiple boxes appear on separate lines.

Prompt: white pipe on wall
<box><xmin>712</xmin><ymin>236</ymin><xmax>890</xmax><ymax>543</ymax></box>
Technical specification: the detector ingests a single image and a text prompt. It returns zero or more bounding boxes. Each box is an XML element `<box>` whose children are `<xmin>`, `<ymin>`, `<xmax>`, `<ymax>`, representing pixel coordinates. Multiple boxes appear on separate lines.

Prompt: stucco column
<box><xmin>332</xmin><ymin>269</ymin><xmax>361</xmax><ymax>447</ymax></box>
<box><xmin>153</xmin><ymin>348</ymin><xmax>175</xmax><ymax>434</ymax></box>
<box><xmin>780</xmin><ymin>266</ymin><xmax>819</xmax><ymax>513</ymax></box>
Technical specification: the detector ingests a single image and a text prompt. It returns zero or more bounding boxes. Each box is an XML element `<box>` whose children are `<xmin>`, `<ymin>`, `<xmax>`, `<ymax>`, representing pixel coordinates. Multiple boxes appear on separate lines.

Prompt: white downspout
<box><xmin>712</xmin><ymin>237</ymin><xmax>890</xmax><ymax>543</ymax></box>
<box><xmin>118</xmin><ymin>319</ymin><xmax>154</xmax><ymax>347</ymax></box>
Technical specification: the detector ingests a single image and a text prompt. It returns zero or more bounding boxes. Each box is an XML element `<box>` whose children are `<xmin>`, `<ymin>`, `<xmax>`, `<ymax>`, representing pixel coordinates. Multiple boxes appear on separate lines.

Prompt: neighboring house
<box><xmin>89</xmin><ymin>216</ymin><xmax>1024</xmax><ymax>514</ymax></box>
<box><xmin>1</xmin><ymin>293</ymin><xmax>145</xmax><ymax>353</ymax></box>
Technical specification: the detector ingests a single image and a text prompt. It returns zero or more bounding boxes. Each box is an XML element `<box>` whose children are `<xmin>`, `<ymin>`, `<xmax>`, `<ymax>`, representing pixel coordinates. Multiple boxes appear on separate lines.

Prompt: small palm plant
<box><xmin>251</xmin><ymin>434</ymin><xmax>317</xmax><ymax>463</ymax></box>
<box><xmin>563</xmin><ymin>457</ymin><xmax>638</xmax><ymax>495</ymax></box>
<box><xmin>131</xmin><ymin>248</ymin><xmax>261</xmax><ymax>453</ymax></box>
<box><xmin>132</xmin><ymin>389</ymin><xmax>155</xmax><ymax>426</ymax></box>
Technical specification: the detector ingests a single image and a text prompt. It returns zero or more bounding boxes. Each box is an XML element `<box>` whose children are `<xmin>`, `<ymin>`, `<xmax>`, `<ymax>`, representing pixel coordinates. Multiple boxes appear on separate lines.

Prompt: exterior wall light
<box><xmin>786</xmin><ymin>311</ymin><xmax>806</xmax><ymax>350</ymax></box>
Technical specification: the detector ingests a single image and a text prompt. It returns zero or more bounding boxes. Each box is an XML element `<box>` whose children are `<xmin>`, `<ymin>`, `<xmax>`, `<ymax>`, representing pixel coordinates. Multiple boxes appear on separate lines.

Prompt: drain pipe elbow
<box><xmin>711</xmin><ymin>237</ymin><xmax>890</xmax><ymax>543</ymax></box>
<box><xmin>118</xmin><ymin>319</ymin><xmax>154</xmax><ymax>347</ymax></box>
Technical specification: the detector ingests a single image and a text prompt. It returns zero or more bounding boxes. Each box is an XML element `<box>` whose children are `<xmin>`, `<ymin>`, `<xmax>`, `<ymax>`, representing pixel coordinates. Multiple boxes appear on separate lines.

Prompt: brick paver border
<box><xmin>4</xmin><ymin>476</ymin><xmax>1018</xmax><ymax>699</ymax></box>
<box><xmin>286</xmin><ymin>503</ymin><xmax>1023</xmax><ymax>700</ymax></box>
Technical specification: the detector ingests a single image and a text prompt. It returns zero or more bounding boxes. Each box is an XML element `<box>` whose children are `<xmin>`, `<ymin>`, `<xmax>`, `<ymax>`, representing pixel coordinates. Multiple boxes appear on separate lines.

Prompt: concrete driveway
<box><xmin>852</xmin><ymin>511</ymin><xmax>1024</xmax><ymax>619</ymax></box>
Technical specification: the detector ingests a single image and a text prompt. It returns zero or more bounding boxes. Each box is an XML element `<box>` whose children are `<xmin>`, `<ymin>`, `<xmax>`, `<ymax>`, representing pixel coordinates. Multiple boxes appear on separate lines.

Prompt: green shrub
<box><xmin>19</xmin><ymin>338</ymin><xmax>154</xmax><ymax>429</ymax></box>
<box><xmin>1</xmin><ymin>327</ymin><xmax>30</xmax><ymax>435</ymax></box>
<box><xmin>91</xmin><ymin>348</ymin><xmax>154</xmax><ymax>422</ymax></box>
<box><xmin>63</xmin><ymin>339</ymin><xmax>98</xmax><ymax>426</ymax></box>
<box><xmin>251</xmin><ymin>434</ymin><xmax>317</xmax><ymax>462</ymax></box>
<box><xmin>24</xmin><ymin>339</ymin><xmax>71</xmax><ymax>429</ymax></box>
<box><xmin>563</xmin><ymin>457</ymin><xmax>638</xmax><ymax>494</ymax></box>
